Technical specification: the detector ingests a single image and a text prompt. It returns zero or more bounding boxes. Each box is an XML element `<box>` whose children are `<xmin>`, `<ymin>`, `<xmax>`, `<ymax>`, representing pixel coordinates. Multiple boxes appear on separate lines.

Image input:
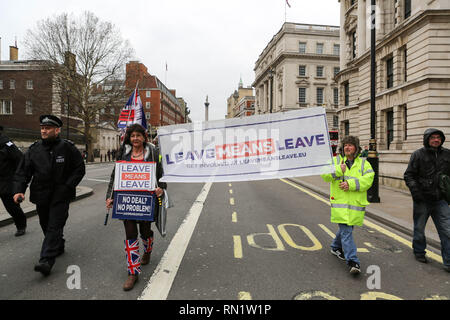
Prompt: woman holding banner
<box><xmin>106</xmin><ymin>124</ymin><xmax>166</xmax><ymax>291</ymax></box>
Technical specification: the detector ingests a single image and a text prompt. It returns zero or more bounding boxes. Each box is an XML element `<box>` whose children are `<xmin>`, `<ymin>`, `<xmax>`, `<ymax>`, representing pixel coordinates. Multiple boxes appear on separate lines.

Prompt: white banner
<box><xmin>158</xmin><ymin>107</ymin><xmax>335</xmax><ymax>183</ymax></box>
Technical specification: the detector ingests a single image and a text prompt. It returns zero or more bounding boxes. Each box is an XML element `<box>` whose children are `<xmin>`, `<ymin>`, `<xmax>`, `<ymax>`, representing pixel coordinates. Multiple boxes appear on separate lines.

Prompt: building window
<box><xmin>333</xmin><ymin>44</ymin><xmax>340</xmax><ymax>56</ymax></box>
<box><xmin>405</xmin><ymin>0</ymin><xmax>411</xmax><ymax>19</ymax></box>
<box><xmin>299</xmin><ymin>65</ymin><xmax>306</xmax><ymax>76</ymax></box>
<box><xmin>386</xmin><ymin>57</ymin><xmax>394</xmax><ymax>88</ymax></box>
<box><xmin>299</xmin><ymin>88</ymin><xmax>306</xmax><ymax>104</ymax></box>
<box><xmin>344</xmin><ymin>120</ymin><xmax>350</xmax><ymax>136</ymax></box>
<box><xmin>316</xmin><ymin>66</ymin><xmax>324</xmax><ymax>77</ymax></box>
<box><xmin>146</xmin><ymin>112</ymin><xmax>150</xmax><ymax>119</ymax></box>
<box><xmin>316</xmin><ymin>88</ymin><xmax>324</xmax><ymax>105</ymax></box>
<box><xmin>333</xmin><ymin>88</ymin><xmax>339</xmax><ymax>106</ymax></box>
<box><xmin>386</xmin><ymin>109</ymin><xmax>394</xmax><ymax>150</ymax></box>
<box><xmin>110</xmin><ymin>107</ymin><xmax>115</xmax><ymax>115</ymax></box>
<box><xmin>333</xmin><ymin>115</ymin><xmax>339</xmax><ymax>128</ymax></box>
<box><xmin>299</xmin><ymin>42</ymin><xmax>306</xmax><ymax>54</ymax></box>
<box><xmin>352</xmin><ymin>31</ymin><xmax>356</xmax><ymax>59</ymax></box>
<box><xmin>402</xmin><ymin>105</ymin><xmax>407</xmax><ymax>140</ymax></box>
<box><xmin>26</xmin><ymin>80</ymin><xmax>33</xmax><ymax>90</ymax></box>
<box><xmin>404</xmin><ymin>49</ymin><xmax>407</xmax><ymax>82</ymax></box>
<box><xmin>146</xmin><ymin>91</ymin><xmax>151</xmax><ymax>98</ymax></box>
<box><xmin>0</xmin><ymin>80</ymin><xmax>3</xmax><ymax>89</ymax></box>
<box><xmin>146</xmin><ymin>101</ymin><xmax>151</xmax><ymax>109</ymax></box>
<box><xmin>334</xmin><ymin>67</ymin><xmax>340</xmax><ymax>76</ymax></box>
<box><xmin>26</xmin><ymin>100</ymin><xmax>33</xmax><ymax>114</ymax></box>
<box><xmin>316</xmin><ymin>43</ymin><xmax>324</xmax><ymax>54</ymax></box>
<box><xmin>344</xmin><ymin>83</ymin><xmax>349</xmax><ymax>106</ymax></box>
<box><xmin>0</xmin><ymin>100</ymin><xmax>12</xmax><ymax>114</ymax></box>
<box><xmin>10</xmin><ymin>80</ymin><xmax>15</xmax><ymax>90</ymax></box>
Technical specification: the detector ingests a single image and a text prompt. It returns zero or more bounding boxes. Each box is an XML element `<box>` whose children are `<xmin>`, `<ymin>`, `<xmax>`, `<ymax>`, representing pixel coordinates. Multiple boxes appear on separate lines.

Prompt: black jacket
<box><xmin>106</xmin><ymin>143</ymin><xmax>166</xmax><ymax>200</ymax></box>
<box><xmin>13</xmin><ymin>136</ymin><xmax>86</xmax><ymax>205</ymax></box>
<box><xmin>0</xmin><ymin>134</ymin><xmax>23</xmax><ymax>194</ymax></box>
<box><xmin>404</xmin><ymin>128</ymin><xmax>450</xmax><ymax>202</ymax></box>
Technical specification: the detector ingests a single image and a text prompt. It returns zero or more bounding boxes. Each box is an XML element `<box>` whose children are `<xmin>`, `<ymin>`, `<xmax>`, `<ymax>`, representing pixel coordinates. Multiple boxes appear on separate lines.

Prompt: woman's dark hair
<box><xmin>123</xmin><ymin>124</ymin><xmax>148</xmax><ymax>145</ymax></box>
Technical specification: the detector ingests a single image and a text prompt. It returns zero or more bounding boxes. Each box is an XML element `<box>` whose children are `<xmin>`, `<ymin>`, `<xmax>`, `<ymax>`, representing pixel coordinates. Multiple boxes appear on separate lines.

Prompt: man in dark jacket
<box><xmin>0</xmin><ymin>126</ymin><xmax>27</xmax><ymax>236</ymax></box>
<box><xmin>13</xmin><ymin>115</ymin><xmax>86</xmax><ymax>276</ymax></box>
<box><xmin>404</xmin><ymin>128</ymin><xmax>450</xmax><ymax>272</ymax></box>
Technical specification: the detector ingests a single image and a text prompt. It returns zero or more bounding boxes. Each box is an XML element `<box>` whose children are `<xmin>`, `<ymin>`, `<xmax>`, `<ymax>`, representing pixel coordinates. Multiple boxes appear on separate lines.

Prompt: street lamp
<box><xmin>367</xmin><ymin>0</ymin><xmax>380</xmax><ymax>203</ymax></box>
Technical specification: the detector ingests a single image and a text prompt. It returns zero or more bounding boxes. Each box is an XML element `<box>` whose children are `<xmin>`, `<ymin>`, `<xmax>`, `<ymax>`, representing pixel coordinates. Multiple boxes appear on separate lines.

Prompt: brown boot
<box><xmin>141</xmin><ymin>252</ymin><xmax>151</xmax><ymax>265</ymax></box>
<box><xmin>123</xmin><ymin>274</ymin><xmax>138</xmax><ymax>291</ymax></box>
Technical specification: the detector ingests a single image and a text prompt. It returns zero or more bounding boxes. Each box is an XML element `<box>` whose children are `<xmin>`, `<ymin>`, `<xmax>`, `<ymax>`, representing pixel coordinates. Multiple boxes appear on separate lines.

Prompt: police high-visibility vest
<box><xmin>321</xmin><ymin>154</ymin><xmax>375</xmax><ymax>226</ymax></box>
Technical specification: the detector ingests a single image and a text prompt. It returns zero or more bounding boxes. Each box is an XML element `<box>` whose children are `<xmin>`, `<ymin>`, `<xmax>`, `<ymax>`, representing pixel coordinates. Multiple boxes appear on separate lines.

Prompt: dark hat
<box><xmin>39</xmin><ymin>115</ymin><xmax>63</xmax><ymax>127</ymax></box>
<box><xmin>341</xmin><ymin>135</ymin><xmax>362</xmax><ymax>155</ymax></box>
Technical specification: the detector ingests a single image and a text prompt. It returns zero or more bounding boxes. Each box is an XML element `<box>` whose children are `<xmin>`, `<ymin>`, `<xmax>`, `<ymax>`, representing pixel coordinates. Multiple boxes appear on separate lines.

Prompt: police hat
<box><xmin>39</xmin><ymin>115</ymin><xmax>63</xmax><ymax>127</ymax></box>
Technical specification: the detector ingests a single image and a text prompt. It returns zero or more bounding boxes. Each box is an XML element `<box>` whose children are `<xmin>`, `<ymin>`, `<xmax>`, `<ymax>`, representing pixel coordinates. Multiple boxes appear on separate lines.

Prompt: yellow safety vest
<box><xmin>321</xmin><ymin>155</ymin><xmax>375</xmax><ymax>226</ymax></box>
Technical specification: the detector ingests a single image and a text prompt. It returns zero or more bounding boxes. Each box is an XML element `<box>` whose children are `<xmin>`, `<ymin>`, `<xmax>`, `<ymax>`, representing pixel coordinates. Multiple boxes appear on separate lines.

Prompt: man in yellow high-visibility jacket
<box><xmin>321</xmin><ymin>136</ymin><xmax>375</xmax><ymax>275</ymax></box>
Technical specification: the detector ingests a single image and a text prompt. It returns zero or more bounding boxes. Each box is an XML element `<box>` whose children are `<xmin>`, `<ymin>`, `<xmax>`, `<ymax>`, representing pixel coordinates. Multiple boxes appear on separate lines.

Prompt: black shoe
<box><xmin>444</xmin><ymin>265</ymin><xmax>450</xmax><ymax>273</ymax></box>
<box><xmin>34</xmin><ymin>261</ymin><xmax>52</xmax><ymax>276</ymax></box>
<box><xmin>415</xmin><ymin>254</ymin><xmax>428</xmax><ymax>263</ymax></box>
<box><xmin>14</xmin><ymin>229</ymin><xmax>26</xmax><ymax>237</ymax></box>
<box><xmin>330</xmin><ymin>247</ymin><xmax>345</xmax><ymax>261</ymax></box>
<box><xmin>348</xmin><ymin>261</ymin><xmax>361</xmax><ymax>275</ymax></box>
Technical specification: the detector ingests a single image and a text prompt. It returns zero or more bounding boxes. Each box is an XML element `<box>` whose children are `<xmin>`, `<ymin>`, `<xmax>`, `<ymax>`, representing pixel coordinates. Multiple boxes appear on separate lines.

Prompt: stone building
<box><xmin>335</xmin><ymin>0</ymin><xmax>450</xmax><ymax>189</ymax></box>
<box><xmin>0</xmin><ymin>45</ymin><xmax>84</xmax><ymax>149</ymax></box>
<box><xmin>253</xmin><ymin>22</ymin><xmax>341</xmax><ymax>131</ymax></box>
<box><xmin>226</xmin><ymin>78</ymin><xmax>255</xmax><ymax>118</ymax></box>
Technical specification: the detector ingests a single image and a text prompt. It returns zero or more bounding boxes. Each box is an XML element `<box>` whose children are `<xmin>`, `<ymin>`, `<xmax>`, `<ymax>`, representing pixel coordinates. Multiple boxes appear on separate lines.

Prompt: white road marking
<box><xmin>138</xmin><ymin>182</ymin><xmax>212</xmax><ymax>300</ymax></box>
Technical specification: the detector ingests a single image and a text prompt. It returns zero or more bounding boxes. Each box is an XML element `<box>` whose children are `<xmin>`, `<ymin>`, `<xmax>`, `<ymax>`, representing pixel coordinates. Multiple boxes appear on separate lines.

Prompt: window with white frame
<box><xmin>0</xmin><ymin>100</ymin><xmax>12</xmax><ymax>114</ymax></box>
<box><xmin>146</xmin><ymin>102</ymin><xmax>150</xmax><ymax>109</ymax></box>
<box><xmin>316</xmin><ymin>43</ymin><xmax>324</xmax><ymax>54</ymax></box>
<box><xmin>298</xmin><ymin>88</ymin><xmax>306</xmax><ymax>104</ymax></box>
<box><xmin>334</xmin><ymin>67</ymin><xmax>340</xmax><ymax>76</ymax></box>
<box><xmin>146</xmin><ymin>91</ymin><xmax>151</xmax><ymax>98</ymax></box>
<box><xmin>0</xmin><ymin>80</ymin><xmax>3</xmax><ymax>89</ymax></box>
<box><xmin>333</xmin><ymin>44</ymin><xmax>340</xmax><ymax>56</ymax></box>
<box><xmin>299</xmin><ymin>42</ymin><xmax>306</xmax><ymax>54</ymax></box>
<box><xmin>146</xmin><ymin>112</ymin><xmax>150</xmax><ymax>119</ymax></box>
<box><xmin>299</xmin><ymin>65</ymin><xmax>306</xmax><ymax>76</ymax></box>
<box><xmin>10</xmin><ymin>80</ymin><xmax>15</xmax><ymax>90</ymax></box>
<box><xmin>316</xmin><ymin>66</ymin><xmax>324</xmax><ymax>77</ymax></box>
<box><xmin>316</xmin><ymin>88</ymin><xmax>324</xmax><ymax>105</ymax></box>
<box><xmin>26</xmin><ymin>80</ymin><xmax>33</xmax><ymax>90</ymax></box>
<box><xmin>26</xmin><ymin>100</ymin><xmax>33</xmax><ymax>114</ymax></box>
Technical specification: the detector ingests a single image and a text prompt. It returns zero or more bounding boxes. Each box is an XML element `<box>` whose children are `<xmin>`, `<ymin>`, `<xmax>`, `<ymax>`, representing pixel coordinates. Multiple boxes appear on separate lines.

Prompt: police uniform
<box><xmin>0</xmin><ymin>126</ymin><xmax>27</xmax><ymax>235</ymax></box>
<box><xmin>13</xmin><ymin>115</ymin><xmax>86</xmax><ymax>275</ymax></box>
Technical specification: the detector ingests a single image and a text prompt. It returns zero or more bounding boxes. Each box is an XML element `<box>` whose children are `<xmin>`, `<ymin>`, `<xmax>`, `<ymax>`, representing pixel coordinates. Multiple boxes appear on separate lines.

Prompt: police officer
<box><xmin>13</xmin><ymin>115</ymin><xmax>85</xmax><ymax>276</ymax></box>
<box><xmin>0</xmin><ymin>125</ymin><xmax>27</xmax><ymax>236</ymax></box>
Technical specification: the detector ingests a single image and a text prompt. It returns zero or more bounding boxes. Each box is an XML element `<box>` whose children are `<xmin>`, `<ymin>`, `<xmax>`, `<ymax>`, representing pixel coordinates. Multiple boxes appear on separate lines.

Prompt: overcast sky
<box><xmin>0</xmin><ymin>0</ymin><xmax>340</xmax><ymax>122</ymax></box>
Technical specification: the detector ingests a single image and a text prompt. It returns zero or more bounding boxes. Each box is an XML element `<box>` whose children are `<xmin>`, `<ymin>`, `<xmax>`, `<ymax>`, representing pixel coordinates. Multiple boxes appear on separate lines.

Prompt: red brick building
<box><xmin>126</xmin><ymin>61</ymin><xmax>187</xmax><ymax>135</ymax></box>
<box><xmin>0</xmin><ymin>46</ymin><xmax>84</xmax><ymax>146</ymax></box>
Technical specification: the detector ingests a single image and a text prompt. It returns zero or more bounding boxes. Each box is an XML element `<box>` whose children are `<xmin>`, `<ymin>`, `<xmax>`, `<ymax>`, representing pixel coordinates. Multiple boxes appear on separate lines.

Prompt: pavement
<box><xmin>0</xmin><ymin>162</ymin><xmax>442</xmax><ymax>250</ymax></box>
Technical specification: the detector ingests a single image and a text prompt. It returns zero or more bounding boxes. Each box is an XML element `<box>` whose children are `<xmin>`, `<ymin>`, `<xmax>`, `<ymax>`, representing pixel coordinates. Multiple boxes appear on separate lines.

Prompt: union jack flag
<box><xmin>117</xmin><ymin>87</ymin><xmax>147</xmax><ymax>140</ymax></box>
<box><xmin>125</xmin><ymin>239</ymin><xmax>141</xmax><ymax>275</ymax></box>
<box><xmin>142</xmin><ymin>236</ymin><xmax>154</xmax><ymax>254</ymax></box>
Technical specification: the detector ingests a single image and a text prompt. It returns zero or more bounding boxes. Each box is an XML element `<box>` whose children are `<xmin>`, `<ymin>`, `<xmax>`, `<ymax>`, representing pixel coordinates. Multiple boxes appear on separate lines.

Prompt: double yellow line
<box><xmin>280</xmin><ymin>178</ymin><xmax>443</xmax><ymax>263</ymax></box>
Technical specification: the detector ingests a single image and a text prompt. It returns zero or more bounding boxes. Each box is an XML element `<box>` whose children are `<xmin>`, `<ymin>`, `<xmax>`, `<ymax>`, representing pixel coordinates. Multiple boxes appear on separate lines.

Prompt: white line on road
<box><xmin>138</xmin><ymin>182</ymin><xmax>212</xmax><ymax>300</ymax></box>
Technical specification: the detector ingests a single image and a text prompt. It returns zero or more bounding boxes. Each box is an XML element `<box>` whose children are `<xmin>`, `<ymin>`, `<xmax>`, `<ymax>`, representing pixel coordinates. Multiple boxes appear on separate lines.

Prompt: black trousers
<box><xmin>0</xmin><ymin>193</ymin><xmax>26</xmax><ymax>230</ymax></box>
<box><xmin>36</xmin><ymin>200</ymin><xmax>69</xmax><ymax>264</ymax></box>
